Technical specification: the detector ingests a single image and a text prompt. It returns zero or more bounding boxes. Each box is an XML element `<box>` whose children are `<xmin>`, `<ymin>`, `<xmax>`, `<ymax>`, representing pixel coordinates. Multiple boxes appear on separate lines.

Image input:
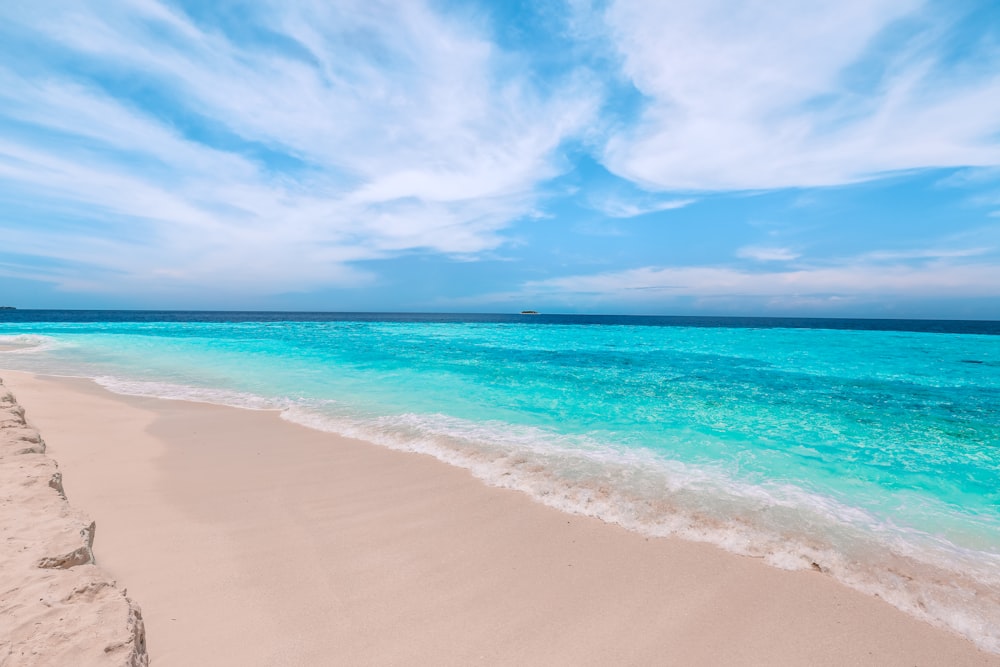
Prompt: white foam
<box><xmin>93</xmin><ymin>376</ymin><xmax>283</xmax><ymax>411</ymax></box>
<box><xmin>280</xmin><ymin>404</ymin><xmax>1000</xmax><ymax>654</ymax></box>
<box><xmin>0</xmin><ymin>334</ymin><xmax>62</xmax><ymax>354</ymax></box>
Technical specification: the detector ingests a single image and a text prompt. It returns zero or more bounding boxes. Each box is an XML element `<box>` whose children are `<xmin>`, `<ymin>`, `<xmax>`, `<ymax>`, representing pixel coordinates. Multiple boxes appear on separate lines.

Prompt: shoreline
<box><xmin>3</xmin><ymin>369</ymin><xmax>998</xmax><ymax>665</ymax></box>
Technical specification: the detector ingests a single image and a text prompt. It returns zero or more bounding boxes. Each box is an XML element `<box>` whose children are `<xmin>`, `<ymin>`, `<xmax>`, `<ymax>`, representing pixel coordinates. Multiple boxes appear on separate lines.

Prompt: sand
<box><xmin>0</xmin><ymin>377</ymin><xmax>147</xmax><ymax>666</ymax></box>
<box><xmin>1</xmin><ymin>369</ymin><xmax>997</xmax><ymax>666</ymax></box>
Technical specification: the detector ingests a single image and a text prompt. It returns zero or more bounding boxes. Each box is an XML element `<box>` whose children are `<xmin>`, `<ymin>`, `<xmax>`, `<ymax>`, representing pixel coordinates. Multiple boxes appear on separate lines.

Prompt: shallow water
<box><xmin>2</xmin><ymin>311</ymin><xmax>998</xmax><ymax>650</ymax></box>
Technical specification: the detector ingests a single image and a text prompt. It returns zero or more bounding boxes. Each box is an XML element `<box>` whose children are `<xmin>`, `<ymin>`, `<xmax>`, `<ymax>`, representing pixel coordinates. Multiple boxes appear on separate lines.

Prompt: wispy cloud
<box><xmin>588</xmin><ymin>194</ymin><xmax>695</xmax><ymax>219</ymax></box>
<box><xmin>524</xmin><ymin>261</ymin><xmax>1000</xmax><ymax>300</ymax></box>
<box><xmin>860</xmin><ymin>247</ymin><xmax>993</xmax><ymax>261</ymax></box>
<box><xmin>470</xmin><ymin>244</ymin><xmax>1000</xmax><ymax>314</ymax></box>
<box><xmin>736</xmin><ymin>246</ymin><xmax>801</xmax><ymax>262</ymax></box>
<box><xmin>600</xmin><ymin>0</ymin><xmax>1000</xmax><ymax>191</ymax></box>
<box><xmin>0</xmin><ymin>0</ymin><xmax>597</xmax><ymax>295</ymax></box>
<box><xmin>2</xmin><ymin>0</ymin><xmax>998</xmax><ymax>313</ymax></box>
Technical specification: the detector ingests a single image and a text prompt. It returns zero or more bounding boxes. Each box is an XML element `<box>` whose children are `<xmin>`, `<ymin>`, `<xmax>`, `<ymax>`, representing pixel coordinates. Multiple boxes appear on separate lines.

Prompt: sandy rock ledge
<box><xmin>0</xmin><ymin>377</ymin><xmax>149</xmax><ymax>667</ymax></box>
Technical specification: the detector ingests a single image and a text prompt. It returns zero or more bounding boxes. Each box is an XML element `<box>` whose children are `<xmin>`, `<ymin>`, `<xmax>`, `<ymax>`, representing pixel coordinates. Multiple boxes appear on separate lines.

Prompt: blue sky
<box><xmin>1</xmin><ymin>0</ymin><xmax>999</xmax><ymax>317</ymax></box>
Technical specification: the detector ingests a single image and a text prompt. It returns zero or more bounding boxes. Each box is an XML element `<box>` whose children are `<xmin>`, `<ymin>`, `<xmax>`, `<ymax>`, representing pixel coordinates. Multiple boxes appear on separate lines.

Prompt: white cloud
<box><xmin>600</xmin><ymin>0</ymin><xmax>1000</xmax><ymax>191</ymax></box>
<box><xmin>589</xmin><ymin>195</ymin><xmax>695</xmax><ymax>218</ymax></box>
<box><xmin>478</xmin><ymin>247</ymin><xmax>1000</xmax><ymax>313</ymax></box>
<box><xmin>0</xmin><ymin>0</ymin><xmax>598</xmax><ymax>295</ymax></box>
<box><xmin>4</xmin><ymin>0</ymin><xmax>998</xmax><ymax>311</ymax></box>
<box><xmin>736</xmin><ymin>246</ymin><xmax>801</xmax><ymax>262</ymax></box>
<box><xmin>861</xmin><ymin>247</ymin><xmax>993</xmax><ymax>261</ymax></box>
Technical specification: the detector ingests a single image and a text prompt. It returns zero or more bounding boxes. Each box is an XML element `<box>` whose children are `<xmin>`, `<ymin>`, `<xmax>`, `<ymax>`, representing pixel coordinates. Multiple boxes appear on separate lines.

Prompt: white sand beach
<box><xmin>0</xmin><ymin>376</ymin><xmax>146</xmax><ymax>666</ymax></box>
<box><xmin>2</xmin><ymin>369</ymin><xmax>997</xmax><ymax>666</ymax></box>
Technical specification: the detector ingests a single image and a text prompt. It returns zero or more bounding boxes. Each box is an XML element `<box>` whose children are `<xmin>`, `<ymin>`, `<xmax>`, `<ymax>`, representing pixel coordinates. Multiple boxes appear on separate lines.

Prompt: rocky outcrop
<box><xmin>0</xmin><ymin>379</ymin><xmax>149</xmax><ymax>667</ymax></box>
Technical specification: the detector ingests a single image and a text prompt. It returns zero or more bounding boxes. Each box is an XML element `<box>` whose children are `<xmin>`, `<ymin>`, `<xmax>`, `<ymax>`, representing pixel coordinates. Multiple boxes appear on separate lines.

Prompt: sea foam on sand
<box><xmin>0</xmin><ymin>377</ymin><xmax>148</xmax><ymax>666</ymax></box>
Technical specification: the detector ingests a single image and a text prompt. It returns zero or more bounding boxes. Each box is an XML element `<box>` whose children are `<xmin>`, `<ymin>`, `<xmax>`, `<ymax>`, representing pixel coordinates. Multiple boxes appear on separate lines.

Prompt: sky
<box><xmin>1</xmin><ymin>0</ymin><xmax>1000</xmax><ymax>318</ymax></box>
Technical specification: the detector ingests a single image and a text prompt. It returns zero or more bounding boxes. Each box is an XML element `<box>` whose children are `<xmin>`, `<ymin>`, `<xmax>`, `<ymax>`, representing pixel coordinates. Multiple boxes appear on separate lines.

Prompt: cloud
<box><xmin>599</xmin><ymin>0</ymin><xmax>1000</xmax><ymax>191</ymax></box>
<box><xmin>736</xmin><ymin>246</ymin><xmax>801</xmax><ymax>262</ymax></box>
<box><xmin>474</xmin><ymin>244</ymin><xmax>1000</xmax><ymax>313</ymax></box>
<box><xmin>0</xmin><ymin>0</ymin><xmax>597</xmax><ymax>295</ymax></box>
<box><xmin>860</xmin><ymin>247</ymin><xmax>993</xmax><ymax>261</ymax></box>
<box><xmin>3</xmin><ymin>0</ymin><xmax>998</xmax><ymax>313</ymax></box>
<box><xmin>940</xmin><ymin>168</ymin><xmax>1000</xmax><ymax>218</ymax></box>
<box><xmin>588</xmin><ymin>194</ymin><xmax>695</xmax><ymax>218</ymax></box>
<box><xmin>543</xmin><ymin>262</ymin><xmax>1000</xmax><ymax>298</ymax></box>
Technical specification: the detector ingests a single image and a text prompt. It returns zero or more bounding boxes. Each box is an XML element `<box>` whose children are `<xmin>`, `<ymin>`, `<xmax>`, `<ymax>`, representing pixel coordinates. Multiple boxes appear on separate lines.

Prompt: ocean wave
<box><xmin>80</xmin><ymin>373</ymin><xmax>1000</xmax><ymax>652</ymax></box>
<box><xmin>0</xmin><ymin>334</ymin><xmax>62</xmax><ymax>354</ymax></box>
<box><xmin>281</xmin><ymin>404</ymin><xmax>1000</xmax><ymax>654</ymax></box>
<box><xmin>93</xmin><ymin>376</ymin><xmax>284</xmax><ymax>411</ymax></box>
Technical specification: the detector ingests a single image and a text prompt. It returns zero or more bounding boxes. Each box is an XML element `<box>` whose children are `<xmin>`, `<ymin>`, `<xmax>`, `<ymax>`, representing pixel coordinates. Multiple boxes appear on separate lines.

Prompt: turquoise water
<box><xmin>1</xmin><ymin>313</ymin><xmax>999</xmax><ymax>650</ymax></box>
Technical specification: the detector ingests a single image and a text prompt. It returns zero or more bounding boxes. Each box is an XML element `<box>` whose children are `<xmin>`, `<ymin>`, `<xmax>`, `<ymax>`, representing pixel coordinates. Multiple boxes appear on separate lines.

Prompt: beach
<box><xmin>0</xmin><ymin>375</ymin><xmax>146</xmax><ymax>666</ymax></box>
<box><xmin>2</xmin><ymin>369</ymin><xmax>996</xmax><ymax>666</ymax></box>
<box><xmin>5</xmin><ymin>0</ymin><xmax>1000</xmax><ymax>661</ymax></box>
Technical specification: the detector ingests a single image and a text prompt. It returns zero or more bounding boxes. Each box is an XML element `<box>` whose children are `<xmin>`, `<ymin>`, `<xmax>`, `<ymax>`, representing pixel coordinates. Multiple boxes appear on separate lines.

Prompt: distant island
<box><xmin>0</xmin><ymin>306</ymin><xmax>15</xmax><ymax>310</ymax></box>
<box><xmin>519</xmin><ymin>310</ymin><xmax>539</xmax><ymax>315</ymax></box>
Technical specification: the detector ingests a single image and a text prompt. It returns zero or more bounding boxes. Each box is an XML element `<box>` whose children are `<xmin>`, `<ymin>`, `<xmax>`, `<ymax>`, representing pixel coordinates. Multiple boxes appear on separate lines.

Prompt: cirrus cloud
<box><xmin>0</xmin><ymin>0</ymin><xmax>598</xmax><ymax>295</ymax></box>
<box><xmin>600</xmin><ymin>0</ymin><xmax>1000</xmax><ymax>191</ymax></box>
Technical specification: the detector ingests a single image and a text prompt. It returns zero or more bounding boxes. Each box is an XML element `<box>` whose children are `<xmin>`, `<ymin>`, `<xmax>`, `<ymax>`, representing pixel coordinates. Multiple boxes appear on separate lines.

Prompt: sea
<box><xmin>1</xmin><ymin>310</ymin><xmax>998</xmax><ymax>651</ymax></box>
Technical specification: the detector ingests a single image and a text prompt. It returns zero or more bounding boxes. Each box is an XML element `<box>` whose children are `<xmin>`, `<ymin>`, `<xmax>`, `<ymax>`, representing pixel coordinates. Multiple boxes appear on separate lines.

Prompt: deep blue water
<box><xmin>1</xmin><ymin>310</ymin><xmax>998</xmax><ymax>650</ymax></box>
<box><xmin>2</xmin><ymin>309</ymin><xmax>999</xmax><ymax>334</ymax></box>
